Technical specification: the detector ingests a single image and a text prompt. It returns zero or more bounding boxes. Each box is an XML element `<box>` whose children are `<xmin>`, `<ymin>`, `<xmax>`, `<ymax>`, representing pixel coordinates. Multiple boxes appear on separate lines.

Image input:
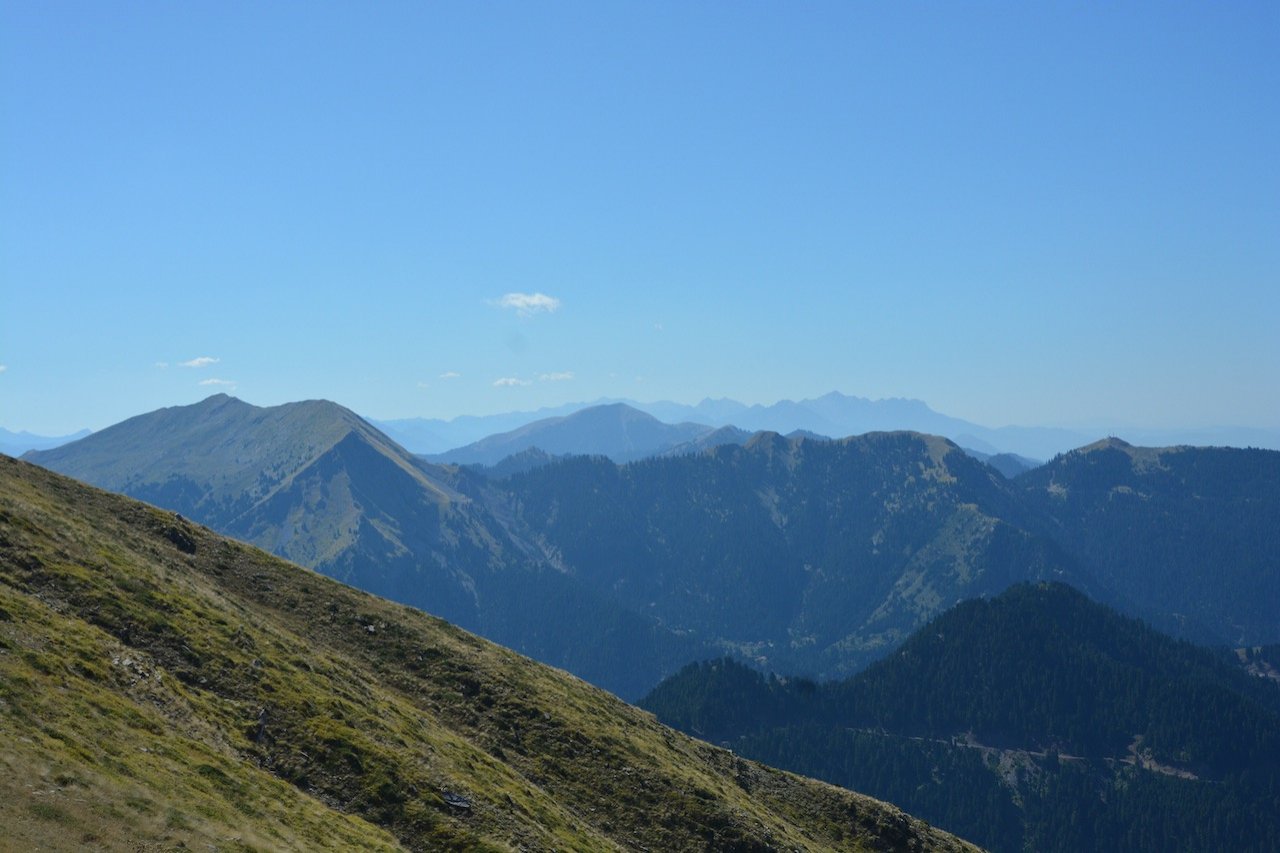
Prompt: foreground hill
<box><xmin>642</xmin><ymin>583</ymin><xmax>1280</xmax><ymax>853</ymax></box>
<box><xmin>0</xmin><ymin>455</ymin><xmax>977</xmax><ymax>852</ymax></box>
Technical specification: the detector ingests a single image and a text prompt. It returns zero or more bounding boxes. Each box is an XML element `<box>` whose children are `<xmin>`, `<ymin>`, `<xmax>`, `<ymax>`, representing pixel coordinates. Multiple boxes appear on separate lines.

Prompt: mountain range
<box><xmin>374</xmin><ymin>391</ymin><xmax>1280</xmax><ymax>459</ymax></box>
<box><xmin>424</xmin><ymin>402</ymin><xmax>735</xmax><ymax>466</ymax></box>
<box><xmin>24</xmin><ymin>395</ymin><xmax>1280</xmax><ymax>699</ymax></box>
<box><xmin>0</xmin><ymin>453</ymin><xmax>975</xmax><ymax>851</ymax></box>
<box><xmin>0</xmin><ymin>426</ymin><xmax>92</xmax><ymax>457</ymax></box>
<box><xmin>641</xmin><ymin>582</ymin><xmax>1280</xmax><ymax>853</ymax></box>
<box><xmin>491</xmin><ymin>430</ymin><xmax>1089</xmax><ymax>679</ymax></box>
<box><xmin>11</xmin><ymin>390</ymin><xmax>1277</xmax><ymax>461</ymax></box>
<box><xmin>425</xmin><ymin>402</ymin><xmax>841</xmax><ymax>471</ymax></box>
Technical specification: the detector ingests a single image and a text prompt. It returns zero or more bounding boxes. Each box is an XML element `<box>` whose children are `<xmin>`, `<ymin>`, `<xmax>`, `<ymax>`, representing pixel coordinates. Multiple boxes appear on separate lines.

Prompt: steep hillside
<box><xmin>642</xmin><ymin>583</ymin><xmax>1280</xmax><ymax>853</ymax></box>
<box><xmin>25</xmin><ymin>396</ymin><xmax>706</xmax><ymax>699</ymax></box>
<box><xmin>1018</xmin><ymin>438</ymin><xmax>1280</xmax><ymax>645</ymax></box>
<box><xmin>0</xmin><ymin>455</ymin><xmax>978</xmax><ymax>852</ymax></box>
<box><xmin>499</xmin><ymin>431</ymin><xmax>1087</xmax><ymax>678</ymax></box>
<box><xmin>427</xmin><ymin>403</ymin><xmax>721</xmax><ymax>465</ymax></box>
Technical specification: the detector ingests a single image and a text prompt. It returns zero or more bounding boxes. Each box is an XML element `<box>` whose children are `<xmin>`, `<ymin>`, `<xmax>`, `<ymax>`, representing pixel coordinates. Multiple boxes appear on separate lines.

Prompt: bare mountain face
<box><xmin>25</xmin><ymin>395</ymin><xmax>1280</xmax><ymax>698</ymax></box>
<box><xmin>0</xmin><ymin>455</ymin><xmax>978</xmax><ymax>852</ymax></box>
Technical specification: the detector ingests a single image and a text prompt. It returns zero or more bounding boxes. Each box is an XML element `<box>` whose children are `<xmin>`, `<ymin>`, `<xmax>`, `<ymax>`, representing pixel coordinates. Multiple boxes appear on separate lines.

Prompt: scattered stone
<box><xmin>442</xmin><ymin>791</ymin><xmax>472</xmax><ymax>811</ymax></box>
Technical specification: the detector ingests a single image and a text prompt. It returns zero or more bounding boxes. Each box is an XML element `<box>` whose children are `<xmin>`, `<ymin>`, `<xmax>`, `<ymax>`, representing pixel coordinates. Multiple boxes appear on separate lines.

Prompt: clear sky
<box><xmin>2</xmin><ymin>2</ymin><xmax>1277</xmax><ymax>435</ymax></box>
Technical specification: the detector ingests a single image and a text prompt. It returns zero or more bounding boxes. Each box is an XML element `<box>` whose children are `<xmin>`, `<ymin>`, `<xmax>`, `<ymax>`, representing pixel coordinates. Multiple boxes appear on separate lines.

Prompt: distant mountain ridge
<box><xmin>425</xmin><ymin>402</ymin><xmax>730</xmax><ymax>465</ymax></box>
<box><xmin>427</xmin><ymin>403</ymin><xmax>824</xmax><ymax>471</ymax></box>
<box><xmin>0</xmin><ymin>426</ymin><xmax>91</xmax><ymax>457</ymax></box>
<box><xmin>961</xmin><ymin>447</ymin><xmax>1040</xmax><ymax>478</ymax></box>
<box><xmin>374</xmin><ymin>391</ymin><xmax>1280</xmax><ymax>459</ymax></box>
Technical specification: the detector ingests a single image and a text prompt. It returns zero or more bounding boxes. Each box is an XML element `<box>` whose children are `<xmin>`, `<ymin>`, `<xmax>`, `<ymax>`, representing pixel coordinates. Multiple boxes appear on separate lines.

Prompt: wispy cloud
<box><xmin>493</xmin><ymin>377</ymin><xmax>532</xmax><ymax>388</ymax></box>
<box><xmin>538</xmin><ymin>371</ymin><xmax>574</xmax><ymax>382</ymax></box>
<box><xmin>181</xmin><ymin>356</ymin><xmax>220</xmax><ymax>368</ymax></box>
<box><xmin>198</xmin><ymin>378</ymin><xmax>236</xmax><ymax>387</ymax></box>
<box><xmin>417</xmin><ymin>381</ymin><xmax>431</xmax><ymax>390</ymax></box>
<box><xmin>492</xmin><ymin>292</ymin><xmax>561</xmax><ymax>317</ymax></box>
<box><xmin>154</xmin><ymin>361</ymin><xmax>169</xmax><ymax>369</ymax></box>
<box><xmin>0</xmin><ymin>365</ymin><xmax>7</xmax><ymax>374</ymax></box>
<box><xmin>439</xmin><ymin>371</ymin><xmax>461</xmax><ymax>380</ymax></box>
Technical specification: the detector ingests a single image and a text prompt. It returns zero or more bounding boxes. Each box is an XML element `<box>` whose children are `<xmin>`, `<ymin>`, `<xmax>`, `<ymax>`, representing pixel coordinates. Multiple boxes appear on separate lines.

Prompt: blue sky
<box><xmin>2</xmin><ymin>2</ymin><xmax>1277</xmax><ymax>434</ymax></box>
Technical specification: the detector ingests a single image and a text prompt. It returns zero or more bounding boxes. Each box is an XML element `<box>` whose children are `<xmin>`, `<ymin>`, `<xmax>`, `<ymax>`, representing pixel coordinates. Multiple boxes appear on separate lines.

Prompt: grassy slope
<box><xmin>0</xmin><ymin>455</ymin><xmax>978</xmax><ymax>852</ymax></box>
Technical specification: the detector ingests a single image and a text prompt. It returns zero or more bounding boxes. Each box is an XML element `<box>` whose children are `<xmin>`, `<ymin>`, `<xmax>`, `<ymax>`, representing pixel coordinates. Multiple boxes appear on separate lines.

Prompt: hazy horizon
<box><xmin>3</xmin><ymin>3</ymin><xmax>1276</xmax><ymax>435</ymax></box>
<box><xmin>7</xmin><ymin>389</ymin><xmax>1279</xmax><ymax>449</ymax></box>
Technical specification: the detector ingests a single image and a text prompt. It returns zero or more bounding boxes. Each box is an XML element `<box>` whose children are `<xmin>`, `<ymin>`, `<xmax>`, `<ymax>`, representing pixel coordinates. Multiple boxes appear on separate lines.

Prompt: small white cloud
<box><xmin>538</xmin><ymin>371</ymin><xmax>574</xmax><ymax>382</ymax></box>
<box><xmin>417</xmin><ymin>381</ymin><xmax>431</xmax><ymax>390</ymax></box>
<box><xmin>154</xmin><ymin>361</ymin><xmax>169</xmax><ymax>369</ymax></box>
<box><xmin>492</xmin><ymin>292</ymin><xmax>561</xmax><ymax>317</ymax></box>
<box><xmin>439</xmin><ymin>371</ymin><xmax>461</xmax><ymax>380</ymax></box>
<box><xmin>199</xmin><ymin>378</ymin><xmax>236</xmax><ymax>387</ymax></box>
<box><xmin>0</xmin><ymin>365</ymin><xmax>7</xmax><ymax>374</ymax></box>
<box><xmin>493</xmin><ymin>377</ymin><xmax>532</xmax><ymax>388</ymax></box>
<box><xmin>181</xmin><ymin>356</ymin><xmax>220</xmax><ymax>368</ymax></box>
